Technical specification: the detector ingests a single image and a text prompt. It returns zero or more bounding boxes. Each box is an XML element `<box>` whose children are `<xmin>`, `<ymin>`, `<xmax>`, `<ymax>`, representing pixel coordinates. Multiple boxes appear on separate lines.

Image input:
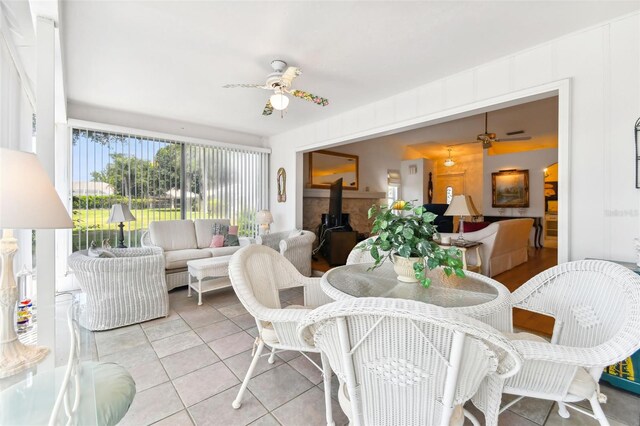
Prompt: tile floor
<box><xmin>64</xmin><ymin>284</ymin><xmax>639</xmax><ymax>426</ymax></box>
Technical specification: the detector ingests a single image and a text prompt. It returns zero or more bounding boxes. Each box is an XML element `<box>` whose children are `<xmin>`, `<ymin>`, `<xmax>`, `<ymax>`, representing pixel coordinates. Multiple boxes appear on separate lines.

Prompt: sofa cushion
<box><xmin>224</xmin><ymin>234</ymin><xmax>240</xmax><ymax>247</ymax></box>
<box><xmin>149</xmin><ymin>220</ymin><xmax>197</xmax><ymax>251</ymax></box>
<box><xmin>194</xmin><ymin>219</ymin><xmax>231</xmax><ymax>248</ymax></box>
<box><xmin>210</xmin><ymin>235</ymin><xmax>224</xmax><ymax>248</ymax></box>
<box><xmin>164</xmin><ymin>249</ymin><xmax>211</xmax><ymax>269</ymax></box>
<box><xmin>204</xmin><ymin>246</ymin><xmax>242</xmax><ymax>257</ymax></box>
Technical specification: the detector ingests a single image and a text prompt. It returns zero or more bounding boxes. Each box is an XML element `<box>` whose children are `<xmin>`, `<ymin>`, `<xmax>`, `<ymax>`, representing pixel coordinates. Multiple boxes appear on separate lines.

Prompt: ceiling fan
<box><xmin>453</xmin><ymin>113</ymin><xmax>531</xmax><ymax>149</ymax></box>
<box><xmin>222</xmin><ymin>60</ymin><xmax>329</xmax><ymax>116</ymax></box>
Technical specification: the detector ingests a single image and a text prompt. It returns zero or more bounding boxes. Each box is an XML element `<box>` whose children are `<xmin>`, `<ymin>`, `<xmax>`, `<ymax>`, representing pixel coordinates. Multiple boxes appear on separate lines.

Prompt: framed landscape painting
<box><xmin>492</xmin><ymin>169</ymin><xmax>529</xmax><ymax>208</ymax></box>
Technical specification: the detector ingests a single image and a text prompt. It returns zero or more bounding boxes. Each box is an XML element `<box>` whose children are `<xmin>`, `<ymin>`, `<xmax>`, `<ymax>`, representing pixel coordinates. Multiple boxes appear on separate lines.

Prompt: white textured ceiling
<box><xmin>61</xmin><ymin>1</ymin><xmax>639</xmax><ymax>137</ymax></box>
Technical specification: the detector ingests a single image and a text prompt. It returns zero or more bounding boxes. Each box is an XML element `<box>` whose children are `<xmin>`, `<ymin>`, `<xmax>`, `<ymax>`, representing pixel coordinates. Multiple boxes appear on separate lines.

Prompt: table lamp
<box><xmin>256</xmin><ymin>210</ymin><xmax>273</xmax><ymax>235</ymax></box>
<box><xmin>107</xmin><ymin>204</ymin><xmax>136</xmax><ymax>248</ymax></box>
<box><xmin>0</xmin><ymin>147</ymin><xmax>73</xmax><ymax>378</ymax></box>
<box><xmin>444</xmin><ymin>195</ymin><xmax>480</xmax><ymax>243</ymax></box>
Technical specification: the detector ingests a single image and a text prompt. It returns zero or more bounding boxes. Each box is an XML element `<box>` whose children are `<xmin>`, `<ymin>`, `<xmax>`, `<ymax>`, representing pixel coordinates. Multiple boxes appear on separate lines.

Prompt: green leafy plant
<box><xmin>359</xmin><ymin>200</ymin><xmax>465</xmax><ymax>288</ymax></box>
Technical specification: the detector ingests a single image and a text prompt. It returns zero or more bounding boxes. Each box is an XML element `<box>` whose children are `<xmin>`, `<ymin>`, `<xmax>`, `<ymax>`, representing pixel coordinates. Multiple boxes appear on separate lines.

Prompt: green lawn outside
<box><xmin>73</xmin><ymin>208</ymin><xmax>181</xmax><ymax>231</ymax></box>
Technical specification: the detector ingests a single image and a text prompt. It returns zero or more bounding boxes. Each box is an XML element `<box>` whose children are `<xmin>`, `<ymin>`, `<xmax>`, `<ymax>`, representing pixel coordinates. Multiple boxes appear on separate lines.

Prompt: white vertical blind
<box><xmin>71</xmin><ymin>128</ymin><xmax>269</xmax><ymax>250</ymax></box>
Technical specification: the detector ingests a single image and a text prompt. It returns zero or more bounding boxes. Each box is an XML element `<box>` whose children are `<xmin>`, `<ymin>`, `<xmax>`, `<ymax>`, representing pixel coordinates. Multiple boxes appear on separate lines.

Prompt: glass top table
<box><xmin>321</xmin><ymin>262</ymin><xmax>512</xmax><ymax>330</ymax></box>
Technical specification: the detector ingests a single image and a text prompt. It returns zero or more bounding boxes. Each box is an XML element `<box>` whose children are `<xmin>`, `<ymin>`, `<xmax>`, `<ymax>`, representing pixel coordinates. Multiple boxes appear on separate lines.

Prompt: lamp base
<box><xmin>117</xmin><ymin>222</ymin><xmax>127</xmax><ymax>248</ymax></box>
<box><xmin>0</xmin><ymin>230</ymin><xmax>50</xmax><ymax>378</ymax></box>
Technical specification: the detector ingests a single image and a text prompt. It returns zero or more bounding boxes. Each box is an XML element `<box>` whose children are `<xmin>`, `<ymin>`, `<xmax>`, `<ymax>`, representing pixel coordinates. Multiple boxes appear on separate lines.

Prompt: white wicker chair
<box><xmin>256</xmin><ymin>230</ymin><xmax>316</xmax><ymax>276</ymax></box>
<box><xmin>485</xmin><ymin>260</ymin><xmax>640</xmax><ymax>426</ymax></box>
<box><xmin>228</xmin><ymin>244</ymin><xmax>335</xmax><ymax>425</ymax></box>
<box><xmin>68</xmin><ymin>247</ymin><xmax>169</xmax><ymax>330</ymax></box>
<box><xmin>298</xmin><ymin>297</ymin><xmax>522</xmax><ymax>426</ymax></box>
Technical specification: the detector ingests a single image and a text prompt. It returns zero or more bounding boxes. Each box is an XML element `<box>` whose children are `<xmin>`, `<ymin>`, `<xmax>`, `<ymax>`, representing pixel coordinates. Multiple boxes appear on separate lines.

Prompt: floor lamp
<box><xmin>0</xmin><ymin>148</ymin><xmax>73</xmax><ymax>378</ymax></box>
<box><xmin>444</xmin><ymin>195</ymin><xmax>480</xmax><ymax>243</ymax></box>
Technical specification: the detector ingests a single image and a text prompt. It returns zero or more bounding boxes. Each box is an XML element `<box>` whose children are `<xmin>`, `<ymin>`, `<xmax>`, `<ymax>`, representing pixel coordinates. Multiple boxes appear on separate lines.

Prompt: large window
<box><xmin>71</xmin><ymin>128</ymin><xmax>269</xmax><ymax>251</ymax></box>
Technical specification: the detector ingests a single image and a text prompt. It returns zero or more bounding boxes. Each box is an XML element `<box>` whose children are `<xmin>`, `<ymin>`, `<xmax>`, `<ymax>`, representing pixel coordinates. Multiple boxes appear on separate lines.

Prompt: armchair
<box><xmin>228</xmin><ymin>245</ymin><xmax>335</xmax><ymax>425</ymax></box>
<box><xmin>298</xmin><ymin>298</ymin><xmax>522</xmax><ymax>426</ymax></box>
<box><xmin>68</xmin><ymin>247</ymin><xmax>168</xmax><ymax>330</ymax></box>
<box><xmin>256</xmin><ymin>229</ymin><xmax>316</xmax><ymax>276</ymax></box>
<box><xmin>486</xmin><ymin>260</ymin><xmax>640</xmax><ymax>425</ymax></box>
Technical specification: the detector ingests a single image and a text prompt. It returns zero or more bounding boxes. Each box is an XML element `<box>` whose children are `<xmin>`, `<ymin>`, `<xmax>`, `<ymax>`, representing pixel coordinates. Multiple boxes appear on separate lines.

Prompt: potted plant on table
<box><xmin>358</xmin><ymin>200</ymin><xmax>464</xmax><ymax>288</ymax></box>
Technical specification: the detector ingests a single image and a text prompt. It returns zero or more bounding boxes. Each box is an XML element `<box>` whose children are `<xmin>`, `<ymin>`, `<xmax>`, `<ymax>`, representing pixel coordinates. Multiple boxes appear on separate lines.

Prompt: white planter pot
<box><xmin>391</xmin><ymin>253</ymin><xmax>423</xmax><ymax>283</ymax></box>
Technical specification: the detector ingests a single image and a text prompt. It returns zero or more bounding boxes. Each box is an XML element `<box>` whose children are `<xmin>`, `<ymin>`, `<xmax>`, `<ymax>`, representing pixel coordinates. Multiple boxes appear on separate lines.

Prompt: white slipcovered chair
<box><xmin>68</xmin><ymin>247</ymin><xmax>169</xmax><ymax>330</ymax></box>
<box><xmin>228</xmin><ymin>244</ymin><xmax>335</xmax><ymax>425</ymax></box>
<box><xmin>485</xmin><ymin>260</ymin><xmax>640</xmax><ymax>426</ymax></box>
<box><xmin>298</xmin><ymin>297</ymin><xmax>522</xmax><ymax>426</ymax></box>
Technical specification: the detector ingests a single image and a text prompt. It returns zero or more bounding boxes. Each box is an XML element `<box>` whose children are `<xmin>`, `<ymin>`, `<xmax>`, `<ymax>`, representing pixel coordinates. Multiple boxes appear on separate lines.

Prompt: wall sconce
<box><xmin>543</xmin><ymin>168</ymin><xmax>550</xmax><ymax>178</ymax></box>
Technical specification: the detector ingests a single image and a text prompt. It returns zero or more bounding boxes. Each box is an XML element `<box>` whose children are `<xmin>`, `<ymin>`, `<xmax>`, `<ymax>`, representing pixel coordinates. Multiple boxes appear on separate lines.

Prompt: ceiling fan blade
<box><xmin>222</xmin><ymin>84</ymin><xmax>267</xmax><ymax>89</ymax></box>
<box><xmin>291</xmin><ymin>90</ymin><xmax>329</xmax><ymax>106</ymax></box>
<box><xmin>281</xmin><ymin>67</ymin><xmax>301</xmax><ymax>86</ymax></box>
<box><xmin>262</xmin><ymin>100</ymin><xmax>274</xmax><ymax>116</ymax></box>
<box><xmin>448</xmin><ymin>141</ymin><xmax>479</xmax><ymax>147</ymax></box>
<box><xmin>494</xmin><ymin>136</ymin><xmax>532</xmax><ymax>142</ymax></box>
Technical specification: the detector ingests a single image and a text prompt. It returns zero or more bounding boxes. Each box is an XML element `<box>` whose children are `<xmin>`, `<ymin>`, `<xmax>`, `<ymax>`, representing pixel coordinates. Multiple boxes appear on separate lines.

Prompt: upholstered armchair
<box><xmin>256</xmin><ymin>229</ymin><xmax>316</xmax><ymax>276</ymax></box>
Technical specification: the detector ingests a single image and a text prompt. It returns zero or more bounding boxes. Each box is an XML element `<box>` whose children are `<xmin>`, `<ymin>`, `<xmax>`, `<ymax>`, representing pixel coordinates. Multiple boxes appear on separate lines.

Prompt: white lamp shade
<box><xmin>269</xmin><ymin>93</ymin><xmax>289</xmax><ymax>110</ymax></box>
<box><xmin>0</xmin><ymin>148</ymin><xmax>73</xmax><ymax>229</ymax></box>
<box><xmin>444</xmin><ymin>195</ymin><xmax>480</xmax><ymax>217</ymax></box>
<box><xmin>256</xmin><ymin>209</ymin><xmax>273</xmax><ymax>225</ymax></box>
<box><xmin>107</xmin><ymin>204</ymin><xmax>136</xmax><ymax>223</ymax></box>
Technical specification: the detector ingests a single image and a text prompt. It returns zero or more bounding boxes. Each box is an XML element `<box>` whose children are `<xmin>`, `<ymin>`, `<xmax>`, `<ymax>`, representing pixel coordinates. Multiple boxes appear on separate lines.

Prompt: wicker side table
<box><xmin>187</xmin><ymin>256</ymin><xmax>233</xmax><ymax>305</ymax></box>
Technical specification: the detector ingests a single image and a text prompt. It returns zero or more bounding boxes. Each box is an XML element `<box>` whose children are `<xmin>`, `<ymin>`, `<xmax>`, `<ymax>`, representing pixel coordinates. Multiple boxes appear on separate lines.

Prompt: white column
<box><xmin>35</xmin><ymin>16</ymin><xmax>56</xmax><ymax>370</ymax></box>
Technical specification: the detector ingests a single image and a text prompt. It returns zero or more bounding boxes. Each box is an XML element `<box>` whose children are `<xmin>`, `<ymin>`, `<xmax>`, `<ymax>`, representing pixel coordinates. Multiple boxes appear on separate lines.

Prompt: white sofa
<box><xmin>256</xmin><ymin>230</ymin><xmax>316</xmax><ymax>276</ymax></box>
<box><xmin>440</xmin><ymin>218</ymin><xmax>534</xmax><ymax>277</ymax></box>
<box><xmin>141</xmin><ymin>219</ymin><xmax>251</xmax><ymax>290</ymax></box>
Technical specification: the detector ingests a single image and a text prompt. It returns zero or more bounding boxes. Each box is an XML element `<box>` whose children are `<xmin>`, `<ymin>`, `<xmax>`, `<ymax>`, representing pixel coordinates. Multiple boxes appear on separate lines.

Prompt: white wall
<box><xmin>483</xmin><ymin>148</ymin><xmax>558</xmax><ymax>217</ymax></box>
<box><xmin>268</xmin><ymin>12</ymin><xmax>640</xmax><ymax>263</ymax></box>
<box><xmin>401</xmin><ymin>158</ymin><xmax>434</xmax><ymax>206</ymax></box>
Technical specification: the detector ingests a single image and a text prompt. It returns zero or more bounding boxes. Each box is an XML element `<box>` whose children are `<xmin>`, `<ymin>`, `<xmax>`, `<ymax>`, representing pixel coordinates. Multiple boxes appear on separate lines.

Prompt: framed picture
<box><xmin>492</xmin><ymin>169</ymin><xmax>529</xmax><ymax>208</ymax></box>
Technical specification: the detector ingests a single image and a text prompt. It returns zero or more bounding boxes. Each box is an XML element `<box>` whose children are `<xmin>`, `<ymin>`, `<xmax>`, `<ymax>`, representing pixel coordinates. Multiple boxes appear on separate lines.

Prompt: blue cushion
<box><xmin>423</xmin><ymin>204</ymin><xmax>454</xmax><ymax>233</ymax></box>
<box><xmin>0</xmin><ymin>361</ymin><xmax>135</xmax><ymax>426</ymax></box>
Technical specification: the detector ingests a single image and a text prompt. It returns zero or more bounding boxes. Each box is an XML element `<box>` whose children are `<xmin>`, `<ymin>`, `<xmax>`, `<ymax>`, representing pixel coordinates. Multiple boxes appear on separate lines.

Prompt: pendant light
<box><xmin>444</xmin><ymin>148</ymin><xmax>455</xmax><ymax>167</ymax></box>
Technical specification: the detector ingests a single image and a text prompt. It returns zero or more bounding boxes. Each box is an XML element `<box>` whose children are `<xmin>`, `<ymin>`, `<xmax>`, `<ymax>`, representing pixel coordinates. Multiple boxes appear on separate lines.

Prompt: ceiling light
<box><xmin>270</xmin><ymin>92</ymin><xmax>289</xmax><ymax>110</ymax></box>
<box><xmin>444</xmin><ymin>148</ymin><xmax>455</xmax><ymax>167</ymax></box>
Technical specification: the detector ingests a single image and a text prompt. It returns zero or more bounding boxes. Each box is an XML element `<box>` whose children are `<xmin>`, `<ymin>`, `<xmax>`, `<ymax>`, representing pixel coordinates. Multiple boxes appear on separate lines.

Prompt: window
<box><xmin>71</xmin><ymin>128</ymin><xmax>268</xmax><ymax>251</ymax></box>
<box><xmin>387</xmin><ymin>169</ymin><xmax>401</xmax><ymax>206</ymax></box>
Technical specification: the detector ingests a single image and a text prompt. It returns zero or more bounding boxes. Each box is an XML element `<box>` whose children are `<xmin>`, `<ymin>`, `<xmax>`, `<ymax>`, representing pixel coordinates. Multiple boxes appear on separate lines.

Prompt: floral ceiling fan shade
<box><xmin>222</xmin><ymin>59</ymin><xmax>329</xmax><ymax>116</ymax></box>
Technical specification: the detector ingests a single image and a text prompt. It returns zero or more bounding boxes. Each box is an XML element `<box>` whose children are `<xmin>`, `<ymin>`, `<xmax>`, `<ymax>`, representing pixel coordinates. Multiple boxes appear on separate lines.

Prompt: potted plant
<box><xmin>358</xmin><ymin>200</ymin><xmax>464</xmax><ymax>288</ymax></box>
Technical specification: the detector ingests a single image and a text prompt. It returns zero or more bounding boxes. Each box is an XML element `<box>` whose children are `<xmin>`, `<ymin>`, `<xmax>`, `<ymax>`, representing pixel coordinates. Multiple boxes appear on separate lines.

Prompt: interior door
<box><xmin>435</xmin><ymin>173</ymin><xmax>465</xmax><ymax>230</ymax></box>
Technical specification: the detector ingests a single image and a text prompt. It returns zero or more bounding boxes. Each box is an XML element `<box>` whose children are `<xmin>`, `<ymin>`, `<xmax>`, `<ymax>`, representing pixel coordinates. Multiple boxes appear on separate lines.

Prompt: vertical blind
<box><xmin>71</xmin><ymin>128</ymin><xmax>269</xmax><ymax>251</ymax></box>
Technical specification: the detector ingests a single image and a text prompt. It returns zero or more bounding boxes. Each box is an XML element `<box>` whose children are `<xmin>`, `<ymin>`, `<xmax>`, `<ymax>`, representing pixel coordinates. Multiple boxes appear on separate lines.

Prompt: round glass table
<box><xmin>321</xmin><ymin>262</ymin><xmax>512</xmax><ymax>331</ymax></box>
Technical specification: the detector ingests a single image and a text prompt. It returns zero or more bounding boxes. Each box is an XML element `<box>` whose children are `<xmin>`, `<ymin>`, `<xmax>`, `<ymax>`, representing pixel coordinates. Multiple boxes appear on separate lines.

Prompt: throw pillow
<box><xmin>461</xmin><ymin>221</ymin><xmax>490</xmax><ymax>232</ymax></box>
<box><xmin>212</xmin><ymin>223</ymin><xmax>229</xmax><ymax>236</ymax></box>
<box><xmin>224</xmin><ymin>234</ymin><xmax>240</xmax><ymax>247</ymax></box>
<box><xmin>228</xmin><ymin>225</ymin><xmax>238</xmax><ymax>235</ymax></box>
<box><xmin>288</xmin><ymin>229</ymin><xmax>303</xmax><ymax>238</ymax></box>
<box><xmin>210</xmin><ymin>235</ymin><xmax>225</xmax><ymax>248</ymax></box>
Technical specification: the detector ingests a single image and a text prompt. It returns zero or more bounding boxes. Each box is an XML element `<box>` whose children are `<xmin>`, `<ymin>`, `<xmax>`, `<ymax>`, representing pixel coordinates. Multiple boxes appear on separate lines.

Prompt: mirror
<box><xmin>309</xmin><ymin>150</ymin><xmax>359</xmax><ymax>190</ymax></box>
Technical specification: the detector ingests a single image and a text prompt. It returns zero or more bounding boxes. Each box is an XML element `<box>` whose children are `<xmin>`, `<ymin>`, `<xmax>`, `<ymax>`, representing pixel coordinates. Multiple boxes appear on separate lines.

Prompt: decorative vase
<box><xmin>391</xmin><ymin>253</ymin><xmax>423</xmax><ymax>283</ymax></box>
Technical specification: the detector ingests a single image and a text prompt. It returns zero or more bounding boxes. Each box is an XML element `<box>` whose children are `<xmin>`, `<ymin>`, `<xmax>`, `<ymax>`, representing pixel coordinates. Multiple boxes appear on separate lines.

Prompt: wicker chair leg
<box><xmin>267</xmin><ymin>346</ymin><xmax>276</xmax><ymax>364</ymax></box>
<box><xmin>557</xmin><ymin>402</ymin><xmax>570</xmax><ymax>418</ymax></box>
<box><xmin>321</xmin><ymin>352</ymin><xmax>335</xmax><ymax>426</ymax></box>
<box><xmin>589</xmin><ymin>395</ymin><xmax>610</xmax><ymax>426</ymax></box>
<box><xmin>232</xmin><ymin>340</ymin><xmax>265</xmax><ymax>409</ymax></box>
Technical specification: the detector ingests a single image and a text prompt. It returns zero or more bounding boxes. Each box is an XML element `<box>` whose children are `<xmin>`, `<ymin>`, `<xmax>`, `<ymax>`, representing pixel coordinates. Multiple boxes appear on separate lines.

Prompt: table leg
<box><xmin>198</xmin><ymin>278</ymin><xmax>203</xmax><ymax>306</ymax></box>
<box><xmin>188</xmin><ymin>273</ymin><xmax>192</xmax><ymax>298</ymax></box>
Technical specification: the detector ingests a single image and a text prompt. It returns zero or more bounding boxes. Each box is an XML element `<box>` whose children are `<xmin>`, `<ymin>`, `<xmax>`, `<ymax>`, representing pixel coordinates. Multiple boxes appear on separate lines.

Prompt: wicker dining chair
<box><xmin>485</xmin><ymin>260</ymin><xmax>640</xmax><ymax>426</ymax></box>
<box><xmin>228</xmin><ymin>244</ymin><xmax>335</xmax><ymax>425</ymax></box>
<box><xmin>298</xmin><ymin>297</ymin><xmax>522</xmax><ymax>426</ymax></box>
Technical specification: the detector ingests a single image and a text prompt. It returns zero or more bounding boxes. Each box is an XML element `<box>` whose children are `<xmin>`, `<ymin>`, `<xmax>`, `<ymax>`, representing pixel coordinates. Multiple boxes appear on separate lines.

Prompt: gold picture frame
<box><xmin>308</xmin><ymin>150</ymin><xmax>359</xmax><ymax>190</ymax></box>
<box><xmin>492</xmin><ymin>169</ymin><xmax>529</xmax><ymax>208</ymax></box>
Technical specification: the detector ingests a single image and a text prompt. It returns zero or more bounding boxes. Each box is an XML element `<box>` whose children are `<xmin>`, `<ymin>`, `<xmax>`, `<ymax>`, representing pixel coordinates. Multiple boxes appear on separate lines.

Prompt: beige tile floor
<box><xmin>58</xmin><ymin>285</ymin><xmax>640</xmax><ymax>426</ymax></box>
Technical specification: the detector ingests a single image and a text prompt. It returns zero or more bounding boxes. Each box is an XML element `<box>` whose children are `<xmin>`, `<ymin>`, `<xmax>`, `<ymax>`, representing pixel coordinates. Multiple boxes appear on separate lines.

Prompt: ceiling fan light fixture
<box><xmin>270</xmin><ymin>92</ymin><xmax>289</xmax><ymax>110</ymax></box>
<box><xmin>444</xmin><ymin>148</ymin><xmax>455</xmax><ymax>167</ymax></box>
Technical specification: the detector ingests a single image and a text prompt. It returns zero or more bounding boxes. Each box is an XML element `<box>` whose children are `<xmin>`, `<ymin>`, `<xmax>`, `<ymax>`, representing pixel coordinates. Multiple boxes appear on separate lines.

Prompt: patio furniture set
<box><xmin>67</xmin><ymin>219</ymin><xmax>640</xmax><ymax>425</ymax></box>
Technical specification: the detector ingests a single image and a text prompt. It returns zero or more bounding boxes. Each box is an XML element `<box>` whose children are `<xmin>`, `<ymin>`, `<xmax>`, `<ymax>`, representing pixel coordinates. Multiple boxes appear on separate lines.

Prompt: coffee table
<box><xmin>187</xmin><ymin>256</ymin><xmax>233</xmax><ymax>305</ymax></box>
